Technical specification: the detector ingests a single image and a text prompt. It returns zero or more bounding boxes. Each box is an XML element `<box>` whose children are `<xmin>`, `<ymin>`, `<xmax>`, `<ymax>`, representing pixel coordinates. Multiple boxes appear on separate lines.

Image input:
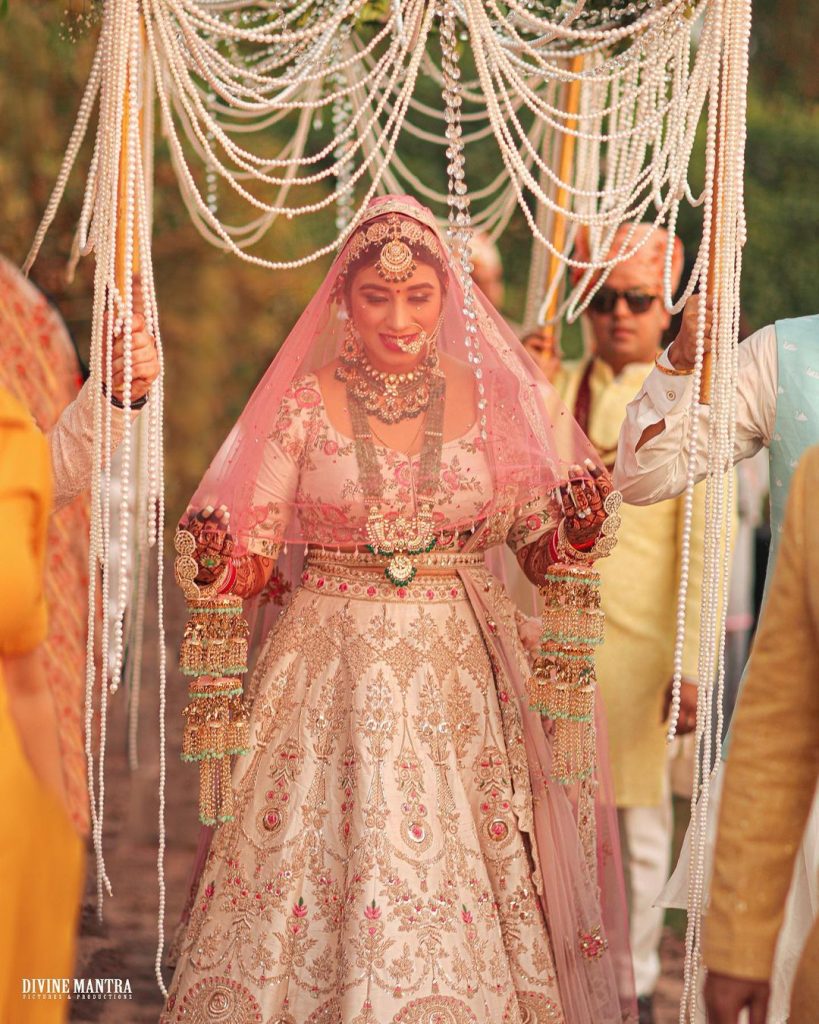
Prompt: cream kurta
<box><xmin>160</xmin><ymin>377</ymin><xmax>615</xmax><ymax>1024</ymax></box>
<box><xmin>555</xmin><ymin>358</ymin><xmax>708</xmax><ymax>807</ymax></box>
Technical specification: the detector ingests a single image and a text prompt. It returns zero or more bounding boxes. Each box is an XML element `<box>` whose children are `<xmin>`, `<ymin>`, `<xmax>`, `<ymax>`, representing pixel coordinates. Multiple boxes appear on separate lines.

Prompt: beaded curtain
<box><xmin>25</xmin><ymin>0</ymin><xmax>751</xmax><ymax>1010</ymax></box>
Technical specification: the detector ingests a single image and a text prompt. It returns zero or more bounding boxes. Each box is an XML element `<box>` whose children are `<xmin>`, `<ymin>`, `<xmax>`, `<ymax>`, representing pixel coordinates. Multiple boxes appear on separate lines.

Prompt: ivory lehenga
<box><xmin>164</xmin><ymin>390</ymin><xmax>568</xmax><ymax>1023</ymax></box>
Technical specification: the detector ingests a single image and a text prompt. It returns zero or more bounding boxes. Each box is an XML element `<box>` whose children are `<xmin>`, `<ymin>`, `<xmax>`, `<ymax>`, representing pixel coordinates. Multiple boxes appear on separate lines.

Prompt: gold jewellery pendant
<box><xmin>366</xmin><ymin>504</ymin><xmax>437</xmax><ymax>586</ymax></box>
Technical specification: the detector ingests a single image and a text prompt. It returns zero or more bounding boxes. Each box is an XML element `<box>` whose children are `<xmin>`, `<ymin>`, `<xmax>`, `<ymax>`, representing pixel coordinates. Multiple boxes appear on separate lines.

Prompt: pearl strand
<box><xmin>29</xmin><ymin>10</ymin><xmax>752</xmax><ymax>1006</ymax></box>
<box><xmin>33</xmin><ymin>0</ymin><xmax>720</xmax><ymax>282</ymax></box>
<box><xmin>126</xmin><ymin>104</ymin><xmax>169</xmax><ymax>990</ymax></box>
<box><xmin>22</xmin><ymin>41</ymin><xmax>103</xmax><ymax>275</ymax></box>
<box><xmin>89</xmin><ymin>0</ymin><xmax>133</xmax><ymax>917</ymax></box>
<box><xmin>679</xmin><ymin>2</ymin><xmax>751</xmax><ymax>1016</ymax></box>
<box><xmin>111</xmin><ymin>7</ymin><xmax>141</xmax><ymax>695</ymax></box>
<box><xmin>439</xmin><ymin>0</ymin><xmax>488</xmax><ymax>440</ymax></box>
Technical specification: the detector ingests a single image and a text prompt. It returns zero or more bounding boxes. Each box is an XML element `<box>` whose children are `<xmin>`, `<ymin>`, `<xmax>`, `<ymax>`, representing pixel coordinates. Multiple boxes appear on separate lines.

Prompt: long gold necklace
<box><xmin>335</xmin><ymin>345</ymin><xmax>440</xmax><ymax>424</ymax></box>
<box><xmin>349</xmin><ymin>377</ymin><xmax>446</xmax><ymax>587</ymax></box>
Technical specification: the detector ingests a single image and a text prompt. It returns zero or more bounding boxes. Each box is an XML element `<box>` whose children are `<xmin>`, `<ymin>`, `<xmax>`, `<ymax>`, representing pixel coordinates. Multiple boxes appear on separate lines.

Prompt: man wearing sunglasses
<box><xmin>554</xmin><ymin>223</ymin><xmax>716</xmax><ymax>1024</ymax></box>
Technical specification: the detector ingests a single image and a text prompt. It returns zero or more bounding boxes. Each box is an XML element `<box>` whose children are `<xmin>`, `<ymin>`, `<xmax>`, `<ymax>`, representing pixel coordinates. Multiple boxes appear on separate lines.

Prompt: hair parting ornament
<box><xmin>335</xmin><ymin>209</ymin><xmax>447</xmax><ymax>297</ymax></box>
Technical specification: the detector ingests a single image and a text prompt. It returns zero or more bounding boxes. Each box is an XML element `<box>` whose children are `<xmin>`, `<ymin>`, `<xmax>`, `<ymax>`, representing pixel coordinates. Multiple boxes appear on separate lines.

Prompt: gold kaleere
<box><xmin>175</xmin><ymin>529</ymin><xmax>252</xmax><ymax>825</ymax></box>
<box><xmin>528</xmin><ymin>563</ymin><xmax>604</xmax><ymax>785</ymax></box>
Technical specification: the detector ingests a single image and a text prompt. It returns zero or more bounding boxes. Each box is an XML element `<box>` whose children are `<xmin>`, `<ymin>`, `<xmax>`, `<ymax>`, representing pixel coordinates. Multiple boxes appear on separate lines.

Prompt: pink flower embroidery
<box><xmin>461</xmin><ymin>906</ymin><xmax>473</xmax><ymax>924</ymax></box>
<box><xmin>323</xmin><ymin>504</ymin><xmax>351</xmax><ymax>525</ymax></box>
<box><xmin>260</xmin><ymin>569</ymin><xmax>292</xmax><ymax>606</ymax></box>
<box><xmin>294</xmin><ymin>386</ymin><xmax>321</xmax><ymax>408</ymax></box>
<box><xmin>275</xmin><ymin>414</ymin><xmax>293</xmax><ymax>433</ymax></box>
<box><xmin>292</xmin><ymin>898</ymin><xmax>308</xmax><ymax>918</ymax></box>
<box><xmin>489</xmin><ymin>820</ymin><xmax>508</xmax><ymax>840</ymax></box>
<box><xmin>323</xmin><ymin>439</ymin><xmax>339</xmax><ymax>457</ymax></box>
<box><xmin>364</xmin><ymin>901</ymin><xmax>381</xmax><ymax>921</ymax></box>
<box><xmin>578</xmin><ymin>925</ymin><xmax>608</xmax><ymax>961</ymax></box>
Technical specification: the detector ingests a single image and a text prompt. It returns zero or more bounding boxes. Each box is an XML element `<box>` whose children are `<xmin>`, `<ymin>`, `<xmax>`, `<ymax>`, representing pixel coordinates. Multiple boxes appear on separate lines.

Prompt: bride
<box><xmin>161</xmin><ymin>196</ymin><xmax>634</xmax><ymax>1024</ymax></box>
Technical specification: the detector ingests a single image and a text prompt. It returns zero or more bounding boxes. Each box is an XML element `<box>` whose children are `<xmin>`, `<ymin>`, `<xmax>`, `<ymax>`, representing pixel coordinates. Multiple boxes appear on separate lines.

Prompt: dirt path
<box><xmin>70</xmin><ymin>582</ymin><xmax>685</xmax><ymax>1023</ymax></box>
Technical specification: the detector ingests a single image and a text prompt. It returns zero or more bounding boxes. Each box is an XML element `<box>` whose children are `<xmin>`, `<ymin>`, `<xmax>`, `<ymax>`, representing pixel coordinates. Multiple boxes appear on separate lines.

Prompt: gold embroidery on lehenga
<box><xmin>304</xmin><ymin>996</ymin><xmax>342</xmax><ymax>1024</ymax></box>
<box><xmin>395</xmin><ymin>718</ymin><xmax>434</xmax><ymax>854</ymax></box>
<box><xmin>258</xmin><ymin>738</ymin><xmax>303</xmax><ymax>837</ymax></box>
<box><xmin>390</xmin><ymin>994</ymin><xmax>479</xmax><ymax>1023</ymax></box>
<box><xmin>171</xmin><ymin>975</ymin><xmax>262</xmax><ymax>1023</ymax></box>
<box><xmin>338</xmin><ymin>744</ymin><xmax>358</xmax><ymax>849</ymax></box>
<box><xmin>474</xmin><ymin>745</ymin><xmax>515</xmax><ymax>849</ymax></box>
<box><xmin>507</xmin><ymin>990</ymin><xmax>565</xmax><ymax>1023</ymax></box>
<box><xmin>165</xmin><ymin>583</ymin><xmax>565</xmax><ymax>1022</ymax></box>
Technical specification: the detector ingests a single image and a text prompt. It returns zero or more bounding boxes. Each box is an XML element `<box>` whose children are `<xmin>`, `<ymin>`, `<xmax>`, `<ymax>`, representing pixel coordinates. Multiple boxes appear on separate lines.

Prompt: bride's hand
<box><xmin>182</xmin><ymin>504</ymin><xmax>234</xmax><ymax>584</ymax></box>
<box><xmin>559</xmin><ymin>460</ymin><xmax>614</xmax><ymax>550</ymax></box>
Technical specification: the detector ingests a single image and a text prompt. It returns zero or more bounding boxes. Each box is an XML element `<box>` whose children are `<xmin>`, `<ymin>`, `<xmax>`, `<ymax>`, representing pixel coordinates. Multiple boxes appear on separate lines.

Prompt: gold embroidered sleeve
<box><xmin>506</xmin><ymin>494</ymin><xmax>560</xmax><ymax>585</ymax></box>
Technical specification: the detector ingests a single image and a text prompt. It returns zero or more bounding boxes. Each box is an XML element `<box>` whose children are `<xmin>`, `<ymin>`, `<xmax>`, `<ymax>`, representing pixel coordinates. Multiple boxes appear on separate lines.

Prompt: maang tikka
<box><xmin>377</xmin><ymin>218</ymin><xmax>416</xmax><ymax>283</ymax></box>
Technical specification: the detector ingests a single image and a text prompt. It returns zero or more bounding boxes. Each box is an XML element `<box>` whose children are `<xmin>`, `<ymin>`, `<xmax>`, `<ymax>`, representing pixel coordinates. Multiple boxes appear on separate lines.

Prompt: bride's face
<box><xmin>349</xmin><ymin>260</ymin><xmax>444</xmax><ymax>372</ymax></box>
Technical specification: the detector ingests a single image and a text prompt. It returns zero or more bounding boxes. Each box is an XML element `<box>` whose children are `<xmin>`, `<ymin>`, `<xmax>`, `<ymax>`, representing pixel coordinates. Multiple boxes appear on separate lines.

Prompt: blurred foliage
<box><xmin>0</xmin><ymin>1</ymin><xmax>816</xmax><ymax>515</ymax></box>
<box><xmin>675</xmin><ymin>92</ymin><xmax>819</xmax><ymax>331</ymax></box>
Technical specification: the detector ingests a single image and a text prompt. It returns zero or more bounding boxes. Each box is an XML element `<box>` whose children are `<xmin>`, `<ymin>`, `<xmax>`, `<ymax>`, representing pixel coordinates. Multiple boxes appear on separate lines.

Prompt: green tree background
<box><xmin>1</xmin><ymin>2</ymin><xmax>816</xmax><ymax>515</ymax></box>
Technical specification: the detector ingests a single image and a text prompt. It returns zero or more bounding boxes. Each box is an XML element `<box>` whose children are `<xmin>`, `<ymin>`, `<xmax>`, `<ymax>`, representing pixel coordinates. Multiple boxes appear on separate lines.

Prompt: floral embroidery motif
<box><xmin>578</xmin><ymin>924</ymin><xmax>609</xmax><ymax>961</ymax></box>
<box><xmin>474</xmin><ymin>745</ymin><xmax>515</xmax><ymax>848</ymax></box>
<box><xmin>506</xmin><ymin>990</ymin><xmax>565</xmax><ymax>1023</ymax></box>
<box><xmin>172</xmin><ymin>976</ymin><xmax>262</xmax><ymax>1022</ymax></box>
<box><xmin>259</xmin><ymin>567</ymin><xmax>292</xmax><ymax>606</ymax></box>
<box><xmin>304</xmin><ymin>997</ymin><xmax>342</xmax><ymax>1024</ymax></box>
<box><xmin>390</xmin><ymin>995</ymin><xmax>479</xmax><ymax>1023</ymax></box>
<box><xmin>338</xmin><ymin>744</ymin><xmax>358</xmax><ymax>849</ymax></box>
<box><xmin>258</xmin><ymin>738</ymin><xmax>302</xmax><ymax>837</ymax></box>
<box><xmin>395</xmin><ymin>729</ymin><xmax>433</xmax><ymax>853</ymax></box>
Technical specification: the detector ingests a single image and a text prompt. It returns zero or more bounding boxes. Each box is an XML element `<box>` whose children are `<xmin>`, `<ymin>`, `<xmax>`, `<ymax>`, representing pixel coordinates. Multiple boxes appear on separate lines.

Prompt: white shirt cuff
<box><xmin>643</xmin><ymin>351</ymin><xmax>695</xmax><ymax>416</ymax></box>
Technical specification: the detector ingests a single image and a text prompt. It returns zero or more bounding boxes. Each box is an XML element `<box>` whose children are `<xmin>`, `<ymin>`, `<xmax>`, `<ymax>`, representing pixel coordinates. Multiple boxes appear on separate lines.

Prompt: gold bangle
<box><xmin>654</xmin><ymin>349</ymin><xmax>694</xmax><ymax>377</ymax></box>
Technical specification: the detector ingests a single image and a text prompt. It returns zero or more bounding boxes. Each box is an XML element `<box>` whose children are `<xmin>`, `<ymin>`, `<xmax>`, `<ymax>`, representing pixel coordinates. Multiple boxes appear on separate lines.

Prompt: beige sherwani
<box><xmin>704</xmin><ymin>446</ymin><xmax>819</xmax><ymax>1022</ymax></box>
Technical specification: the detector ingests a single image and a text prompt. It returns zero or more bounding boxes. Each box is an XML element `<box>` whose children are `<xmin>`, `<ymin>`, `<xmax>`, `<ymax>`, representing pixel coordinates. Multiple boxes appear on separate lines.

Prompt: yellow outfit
<box><xmin>704</xmin><ymin>446</ymin><xmax>819</xmax><ymax>1021</ymax></box>
<box><xmin>556</xmin><ymin>357</ymin><xmax>708</xmax><ymax>807</ymax></box>
<box><xmin>0</xmin><ymin>388</ymin><xmax>84</xmax><ymax>1024</ymax></box>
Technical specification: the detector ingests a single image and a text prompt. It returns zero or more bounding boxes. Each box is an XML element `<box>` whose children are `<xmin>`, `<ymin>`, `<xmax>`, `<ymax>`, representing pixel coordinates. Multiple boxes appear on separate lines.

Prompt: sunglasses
<box><xmin>588</xmin><ymin>286</ymin><xmax>659</xmax><ymax>315</ymax></box>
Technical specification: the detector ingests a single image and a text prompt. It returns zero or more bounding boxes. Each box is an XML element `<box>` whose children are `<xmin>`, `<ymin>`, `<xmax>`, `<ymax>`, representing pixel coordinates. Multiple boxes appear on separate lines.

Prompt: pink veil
<box><xmin>179</xmin><ymin>195</ymin><xmax>636</xmax><ymax>1021</ymax></box>
<box><xmin>185</xmin><ymin>195</ymin><xmax>601</xmax><ymax>551</ymax></box>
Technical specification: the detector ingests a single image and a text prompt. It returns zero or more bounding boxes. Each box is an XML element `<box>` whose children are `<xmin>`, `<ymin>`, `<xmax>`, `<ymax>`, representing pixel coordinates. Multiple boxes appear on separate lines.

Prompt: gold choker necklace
<box><xmin>335</xmin><ymin>346</ymin><xmax>442</xmax><ymax>424</ymax></box>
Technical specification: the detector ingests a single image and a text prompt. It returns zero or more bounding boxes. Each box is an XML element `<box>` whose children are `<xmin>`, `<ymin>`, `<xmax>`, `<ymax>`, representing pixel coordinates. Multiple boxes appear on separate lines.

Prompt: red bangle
<box><xmin>571</xmin><ymin>535</ymin><xmax>596</xmax><ymax>552</ymax></box>
<box><xmin>218</xmin><ymin>562</ymin><xmax>237</xmax><ymax>595</ymax></box>
<box><xmin>548</xmin><ymin>529</ymin><xmax>560</xmax><ymax>563</ymax></box>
